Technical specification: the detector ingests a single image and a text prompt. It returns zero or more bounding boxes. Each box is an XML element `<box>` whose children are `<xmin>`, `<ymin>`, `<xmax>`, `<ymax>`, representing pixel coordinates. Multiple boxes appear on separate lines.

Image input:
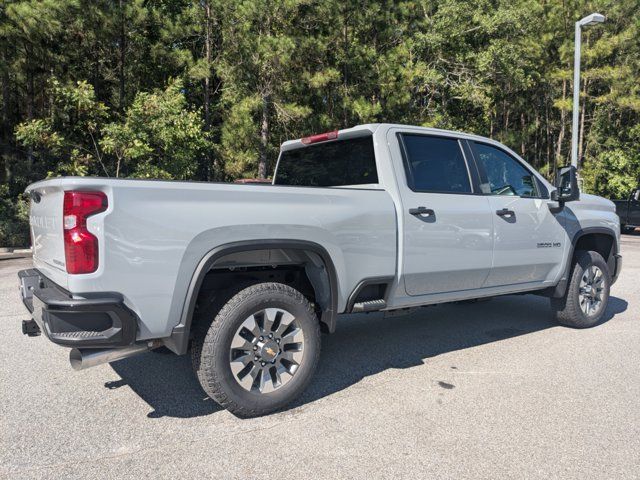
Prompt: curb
<box><xmin>0</xmin><ymin>249</ymin><xmax>32</xmax><ymax>261</ymax></box>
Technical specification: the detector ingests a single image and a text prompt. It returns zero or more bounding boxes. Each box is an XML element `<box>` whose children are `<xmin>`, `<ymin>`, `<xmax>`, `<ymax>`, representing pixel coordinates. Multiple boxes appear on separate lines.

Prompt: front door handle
<box><xmin>496</xmin><ymin>208</ymin><xmax>515</xmax><ymax>218</ymax></box>
<box><xmin>409</xmin><ymin>206</ymin><xmax>435</xmax><ymax>217</ymax></box>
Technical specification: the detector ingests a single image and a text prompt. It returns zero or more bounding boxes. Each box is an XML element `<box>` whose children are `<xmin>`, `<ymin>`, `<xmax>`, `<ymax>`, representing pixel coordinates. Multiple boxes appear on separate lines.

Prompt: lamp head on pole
<box><xmin>578</xmin><ymin>13</ymin><xmax>606</xmax><ymax>27</ymax></box>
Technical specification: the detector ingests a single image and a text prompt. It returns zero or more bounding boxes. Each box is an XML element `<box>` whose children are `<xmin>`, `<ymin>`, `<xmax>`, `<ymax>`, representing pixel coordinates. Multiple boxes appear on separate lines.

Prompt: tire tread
<box><xmin>551</xmin><ymin>250</ymin><xmax>610</xmax><ymax>328</ymax></box>
<box><xmin>191</xmin><ymin>282</ymin><xmax>320</xmax><ymax>417</ymax></box>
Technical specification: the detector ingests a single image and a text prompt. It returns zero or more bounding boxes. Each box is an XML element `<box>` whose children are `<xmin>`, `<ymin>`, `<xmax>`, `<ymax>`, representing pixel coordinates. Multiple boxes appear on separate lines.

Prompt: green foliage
<box><xmin>15</xmin><ymin>79</ymin><xmax>108</xmax><ymax>177</ymax></box>
<box><xmin>102</xmin><ymin>79</ymin><xmax>209</xmax><ymax>179</ymax></box>
<box><xmin>219</xmin><ymin>95</ymin><xmax>263</xmax><ymax>178</ymax></box>
<box><xmin>0</xmin><ymin>185</ymin><xmax>29</xmax><ymax>248</ymax></box>
<box><xmin>1</xmin><ymin>0</ymin><xmax>640</xmax><ymax>247</ymax></box>
<box><xmin>583</xmin><ymin>148</ymin><xmax>640</xmax><ymax>197</ymax></box>
<box><xmin>582</xmin><ymin>123</ymin><xmax>640</xmax><ymax>197</ymax></box>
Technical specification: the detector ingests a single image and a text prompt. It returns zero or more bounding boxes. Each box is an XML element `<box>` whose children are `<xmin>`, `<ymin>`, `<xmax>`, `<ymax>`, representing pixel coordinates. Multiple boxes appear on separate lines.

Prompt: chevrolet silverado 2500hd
<box><xmin>19</xmin><ymin>124</ymin><xmax>622</xmax><ymax>416</ymax></box>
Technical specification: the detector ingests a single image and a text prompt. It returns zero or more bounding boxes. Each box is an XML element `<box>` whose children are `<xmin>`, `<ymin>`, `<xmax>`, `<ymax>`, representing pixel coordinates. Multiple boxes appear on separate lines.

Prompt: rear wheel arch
<box><xmin>191</xmin><ymin>281</ymin><xmax>322</xmax><ymax>416</ymax></box>
<box><xmin>166</xmin><ymin>240</ymin><xmax>339</xmax><ymax>354</ymax></box>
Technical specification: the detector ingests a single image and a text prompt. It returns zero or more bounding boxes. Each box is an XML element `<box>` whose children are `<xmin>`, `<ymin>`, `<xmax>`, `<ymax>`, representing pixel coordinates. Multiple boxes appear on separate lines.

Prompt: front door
<box><xmin>469</xmin><ymin>141</ymin><xmax>566</xmax><ymax>287</ymax></box>
<box><xmin>391</xmin><ymin>131</ymin><xmax>494</xmax><ymax>296</ymax></box>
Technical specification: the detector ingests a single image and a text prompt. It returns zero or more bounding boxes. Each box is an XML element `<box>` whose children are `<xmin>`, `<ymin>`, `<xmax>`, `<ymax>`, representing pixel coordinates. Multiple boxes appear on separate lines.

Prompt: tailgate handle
<box><xmin>409</xmin><ymin>206</ymin><xmax>435</xmax><ymax>217</ymax></box>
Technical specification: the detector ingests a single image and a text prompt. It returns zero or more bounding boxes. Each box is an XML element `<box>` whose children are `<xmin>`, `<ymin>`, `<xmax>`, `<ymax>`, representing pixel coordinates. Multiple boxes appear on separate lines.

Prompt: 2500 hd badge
<box><xmin>537</xmin><ymin>242</ymin><xmax>562</xmax><ymax>248</ymax></box>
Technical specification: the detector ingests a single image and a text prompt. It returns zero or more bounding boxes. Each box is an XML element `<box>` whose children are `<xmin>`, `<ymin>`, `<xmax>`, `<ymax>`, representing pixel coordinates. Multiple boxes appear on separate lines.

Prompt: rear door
<box><xmin>468</xmin><ymin>141</ymin><xmax>566</xmax><ymax>287</ymax></box>
<box><xmin>389</xmin><ymin>131</ymin><xmax>494</xmax><ymax>296</ymax></box>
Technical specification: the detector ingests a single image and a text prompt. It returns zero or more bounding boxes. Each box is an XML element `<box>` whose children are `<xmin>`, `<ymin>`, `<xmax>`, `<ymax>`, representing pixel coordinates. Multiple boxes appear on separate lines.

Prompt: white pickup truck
<box><xmin>19</xmin><ymin>124</ymin><xmax>621</xmax><ymax>416</ymax></box>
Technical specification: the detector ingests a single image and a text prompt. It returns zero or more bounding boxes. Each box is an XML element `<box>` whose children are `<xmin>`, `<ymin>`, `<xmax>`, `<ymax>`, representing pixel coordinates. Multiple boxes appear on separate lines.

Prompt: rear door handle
<box><xmin>409</xmin><ymin>206</ymin><xmax>435</xmax><ymax>217</ymax></box>
<box><xmin>496</xmin><ymin>208</ymin><xmax>515</xmax><ymax>218</ymax></box>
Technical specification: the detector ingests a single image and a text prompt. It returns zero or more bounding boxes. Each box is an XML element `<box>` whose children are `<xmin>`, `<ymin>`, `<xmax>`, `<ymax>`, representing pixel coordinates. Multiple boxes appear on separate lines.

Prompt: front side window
<box><xmin>400</xmin><ymin>135</ymin><xmax>471</xmax><ymax>194</ymax></box>
<box><xmin>473</xmin><ymin>142</ymin><xmax>538</xmax><ymax>197</ymax></box>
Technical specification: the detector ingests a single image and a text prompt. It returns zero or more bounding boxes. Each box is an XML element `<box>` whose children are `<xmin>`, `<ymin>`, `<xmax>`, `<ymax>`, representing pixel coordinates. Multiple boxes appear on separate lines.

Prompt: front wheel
<box><xmin>551</xmin><ymin>250</ymin><xmax>611</xmax><ymax>328</ymax></box>
<box><xmin>191</xmin><ymin>282</ymin><xmax>321</xmax><ymax>417</ymax></box>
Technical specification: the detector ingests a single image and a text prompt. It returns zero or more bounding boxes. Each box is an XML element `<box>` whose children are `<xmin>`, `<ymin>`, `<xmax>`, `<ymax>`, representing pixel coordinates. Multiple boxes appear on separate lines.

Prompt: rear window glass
<box><xmin>274</xmin><ymin>136</ymin><xmax>378</xmax><ymax>187</ymax></box>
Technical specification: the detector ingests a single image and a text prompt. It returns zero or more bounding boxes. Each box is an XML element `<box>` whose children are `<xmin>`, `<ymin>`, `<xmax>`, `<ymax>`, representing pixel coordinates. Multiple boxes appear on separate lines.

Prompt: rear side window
<box><xmin>400</xmin><ymin>134</ymin><xmax>471</xmax><ymax>193</ymax></box>
<box><xmin>274</xmin><ymin>136</ymin><xmax>378</xmax><ymax>187</ymax></box>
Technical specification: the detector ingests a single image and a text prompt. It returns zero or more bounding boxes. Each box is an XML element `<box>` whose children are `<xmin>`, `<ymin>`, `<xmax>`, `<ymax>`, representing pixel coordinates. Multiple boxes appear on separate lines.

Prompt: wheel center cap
<box><xmin>260</xmin><ymin>340</ymin><xmax>279</xmax><ymax>361</ymax></box>
<box><xmin>582</xmin><ymin>284</ymin><xmax>598</xmax><ymax>301</ymax></box>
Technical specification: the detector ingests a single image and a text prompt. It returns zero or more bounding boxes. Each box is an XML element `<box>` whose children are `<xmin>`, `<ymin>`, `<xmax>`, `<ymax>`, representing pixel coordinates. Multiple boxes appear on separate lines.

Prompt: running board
<box><xmin>352</xmin><ymin>299</ymin><xmax>386</xmax><ymax>313</ymax></box>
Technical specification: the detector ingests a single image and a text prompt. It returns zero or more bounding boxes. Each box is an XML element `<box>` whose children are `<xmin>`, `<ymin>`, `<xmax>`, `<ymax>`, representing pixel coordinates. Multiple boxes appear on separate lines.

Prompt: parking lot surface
<box><xmin>1</xmin><ymin>233</ymin><xmax>639</xmax><ymax>479</ymax></box>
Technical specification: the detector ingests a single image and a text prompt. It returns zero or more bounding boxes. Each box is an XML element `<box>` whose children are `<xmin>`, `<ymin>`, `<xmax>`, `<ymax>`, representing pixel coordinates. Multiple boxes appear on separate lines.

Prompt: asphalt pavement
<box><xmin>1</xmin><ymin>233</ymin><xmax>639</xmax><ymax>479</ymax></box>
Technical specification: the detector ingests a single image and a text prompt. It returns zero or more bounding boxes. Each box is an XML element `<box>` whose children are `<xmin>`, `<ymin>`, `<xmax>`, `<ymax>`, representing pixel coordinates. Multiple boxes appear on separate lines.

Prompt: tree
<box><xmin>2</xmin><ymin>0</ymin><xmax>640</xmax><ymax>248</ymax></box>
<box><xmin>15</xmin><ymin>78</ymin><xmax>109</xmax><ymax>177</ymax></box>
<box><xmin>215</xmin><ymin>0</ymin><xmax>311</xmax><ymax>179</ymax></box>
<box><xmin>101</xmin><ymin>79</ymin><xmax>210</xmax><ymax>179</ymax></box>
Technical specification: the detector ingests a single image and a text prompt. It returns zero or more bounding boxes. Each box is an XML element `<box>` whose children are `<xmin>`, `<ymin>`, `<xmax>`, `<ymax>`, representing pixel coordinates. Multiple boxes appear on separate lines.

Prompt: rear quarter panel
<box><xmin>31</xmin><ymin>178</ymin><xmax>397</xmax><ymax>340</ymax></box>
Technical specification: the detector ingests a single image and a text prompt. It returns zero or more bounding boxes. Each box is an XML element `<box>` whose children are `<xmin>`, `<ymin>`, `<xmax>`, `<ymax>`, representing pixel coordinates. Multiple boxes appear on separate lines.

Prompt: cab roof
<box><xmin>280</xmin><ymin>123</ymin><xmax>493</xmax><ymax>151</ymax></box>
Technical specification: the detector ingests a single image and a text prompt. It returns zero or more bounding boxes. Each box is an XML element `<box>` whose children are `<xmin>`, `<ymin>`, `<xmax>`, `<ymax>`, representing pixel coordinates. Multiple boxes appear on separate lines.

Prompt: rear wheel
<box><xmin>191</xmin><ymin>282</ymin><xmax>321</xmax><ymax>417</ymax></box>
<box><xmin>551</xmin><ymin>250</ymin><xmax>611</xmax><ymax>328</ymax></box>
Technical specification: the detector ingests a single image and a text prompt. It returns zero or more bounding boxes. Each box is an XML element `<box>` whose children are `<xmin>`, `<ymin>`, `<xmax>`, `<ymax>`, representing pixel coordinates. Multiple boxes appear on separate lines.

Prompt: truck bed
<box><xmin>25</xmin><ymin>177</ymin><xmax>397</xmax><ymax>339</ymax></box>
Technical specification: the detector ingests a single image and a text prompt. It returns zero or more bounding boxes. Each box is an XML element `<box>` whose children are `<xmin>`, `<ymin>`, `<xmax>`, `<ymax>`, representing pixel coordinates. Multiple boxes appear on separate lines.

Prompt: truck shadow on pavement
<box><xmin>108</xmin><ymin>294</ymin><xmax>627</xmax><ymax>419</ymax></box>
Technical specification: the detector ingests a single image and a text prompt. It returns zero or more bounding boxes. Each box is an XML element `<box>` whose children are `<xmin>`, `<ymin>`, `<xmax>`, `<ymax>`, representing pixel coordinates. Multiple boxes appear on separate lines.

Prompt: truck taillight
<box><xmin>63</xmin><ymin>191</ymin><xmax>107</xmax><ymax>274</ymax></box>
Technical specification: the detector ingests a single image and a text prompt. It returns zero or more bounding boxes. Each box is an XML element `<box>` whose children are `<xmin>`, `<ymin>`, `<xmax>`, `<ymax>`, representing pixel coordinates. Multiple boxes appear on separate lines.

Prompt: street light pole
<box><xmin>571</xmin><ymin>22</ymin><xmax>582</xmax><ymax>168</ymax></box>
<box><xmin>571</xmin><ymin>13</ymin><xmax>606</xmax><ymax>169</ymax></box>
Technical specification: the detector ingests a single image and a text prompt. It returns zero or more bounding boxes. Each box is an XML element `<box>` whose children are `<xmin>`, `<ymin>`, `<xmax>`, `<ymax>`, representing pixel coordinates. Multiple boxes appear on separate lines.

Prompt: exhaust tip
<box><xmin>68</xmin><ymin>343</ymin><xmax>154</xmax><ymax>371</ymax></box>
<box><xmin>69</xmin><ymin>348</ymin><xmax>83</xmax><ymax>371</ymax></box>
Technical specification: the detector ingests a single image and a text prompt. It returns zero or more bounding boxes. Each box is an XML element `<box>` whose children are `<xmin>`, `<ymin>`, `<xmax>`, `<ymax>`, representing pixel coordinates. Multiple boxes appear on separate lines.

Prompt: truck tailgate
<box><xmin>26</xmin><ymin>183</ymin><xmax>68</xmax><ymax>288</ymax></box>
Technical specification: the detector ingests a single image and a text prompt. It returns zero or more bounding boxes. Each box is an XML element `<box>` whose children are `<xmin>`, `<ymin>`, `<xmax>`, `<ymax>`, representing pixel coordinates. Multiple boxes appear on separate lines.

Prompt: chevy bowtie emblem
<box><xmin>265</xmin><ymin>347</ymin><xmax>276</xmax><ymax>356</ymax></box>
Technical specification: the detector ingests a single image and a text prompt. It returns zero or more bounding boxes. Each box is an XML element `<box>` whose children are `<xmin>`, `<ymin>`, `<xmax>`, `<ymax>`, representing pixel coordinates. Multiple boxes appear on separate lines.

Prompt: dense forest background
<box><xmin>1</xmin><ymin>0</ymin><xmax>639</xmax><ymax>246</ymax></box>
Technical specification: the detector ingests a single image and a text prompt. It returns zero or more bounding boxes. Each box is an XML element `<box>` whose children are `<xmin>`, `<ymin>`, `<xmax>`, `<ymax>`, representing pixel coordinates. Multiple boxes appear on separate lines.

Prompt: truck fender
<box><xmin>551</xmin><ymin>227</ymin><xmax>618</xmax><ymax>298</ymax></box>
<box><xmin>165</xmin><ymin>239</ymin><xmax>339</xmax><ymax>354</ymax></box>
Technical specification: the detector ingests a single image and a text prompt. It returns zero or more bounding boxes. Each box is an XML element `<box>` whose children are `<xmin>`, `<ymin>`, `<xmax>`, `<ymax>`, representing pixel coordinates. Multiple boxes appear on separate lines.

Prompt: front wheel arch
<box><xmin>551</xmin><ymin>228</ymin><xmax>617</xmax><ymax>298</ymax></box>
<box><xmin>551</xmin><ymin>249</ymin><xmax>611</xmax><ymax>328</ymax></box>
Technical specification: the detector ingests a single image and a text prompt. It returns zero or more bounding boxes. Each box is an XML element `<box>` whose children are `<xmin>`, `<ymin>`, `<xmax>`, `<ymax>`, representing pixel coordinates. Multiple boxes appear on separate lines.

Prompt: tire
<box><xmin>191</xmin><ymin>282</ymin><xmax>321</xmax><ymax>417</ymax></box>
<box><xmin>551</xmin><ymin>250</ymin><xmax>611</xmax><ymax>328</ymax></box>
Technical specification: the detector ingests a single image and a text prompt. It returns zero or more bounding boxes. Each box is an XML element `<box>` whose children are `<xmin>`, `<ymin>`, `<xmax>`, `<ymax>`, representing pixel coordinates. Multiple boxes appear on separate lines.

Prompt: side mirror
<box><xmin>551</xmin><ymin>165</ymin><xmax>580</xmax><ymax>204</ymax></box>
<box><xmin>633</xmin><ymin>189</ymin><xmax>640</xmax><ymax>202</ymax></box>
